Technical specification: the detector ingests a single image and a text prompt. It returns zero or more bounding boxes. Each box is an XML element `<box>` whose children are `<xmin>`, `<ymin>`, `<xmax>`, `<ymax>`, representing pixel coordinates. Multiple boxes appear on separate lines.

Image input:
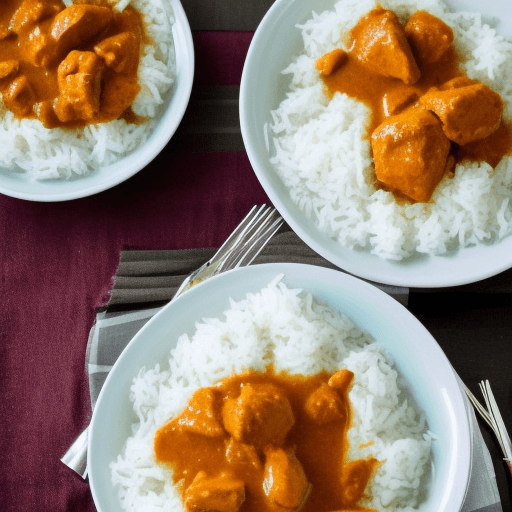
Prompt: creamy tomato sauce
<box><xmin>154</xmin><ymin>367</ymin><xmax>378</xmax><ymax>512</ymax></box>
<box><xmin>316</xmin><ymin>8</ymin><xmax>511</xmax><ymax>202</ymax></box>
<box><xmin>0</xmin><ymin>0</ymin><xmax>145</xmax><ymax>128</ymax></box>
<box><xmin>320</xmin><ymin>10</ymin><xmax>511</xmax><ymax>168</ymax></box>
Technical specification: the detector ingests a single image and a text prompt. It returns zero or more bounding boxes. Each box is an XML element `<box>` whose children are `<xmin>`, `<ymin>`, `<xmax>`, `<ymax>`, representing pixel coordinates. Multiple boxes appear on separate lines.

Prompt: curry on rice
<box><xmin>154</xmin><ymin>367</ymin><xmax>379</xmax><ymax>512</ymax></box>
<box><xmin>316</xmin><ymin>8</ymin><xmax>511</xmax><ymax>203</ymax></box>
<box><xmin>111</xmin><ymin>278</ymin><xmax>432</xmax><ymax>510</ymax></box>
<box><xmin>0</xmin><ymin>0</ymin><xmax>146</xmax><ymax>128</ymax></box>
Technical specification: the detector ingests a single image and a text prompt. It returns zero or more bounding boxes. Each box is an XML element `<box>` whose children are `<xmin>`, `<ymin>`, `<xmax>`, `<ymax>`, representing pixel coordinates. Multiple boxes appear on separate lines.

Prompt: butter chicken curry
<box><xmin>0</xmin><ymin>0</ymin><xmax>144</xmax><ymax>128</ymax></box>
<box><xmin>316</xmin><ymin>8</ymin><xmax>511</xmax><ymax>203</ymax></box>
<box><xmin>154</xmin><ymin>367</ymin><xmax>379</xmax><ymax>512</ymax></box>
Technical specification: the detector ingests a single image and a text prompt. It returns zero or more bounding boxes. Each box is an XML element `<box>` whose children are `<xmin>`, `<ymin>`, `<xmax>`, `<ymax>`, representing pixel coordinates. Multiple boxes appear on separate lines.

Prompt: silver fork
<box><xmin>173</xmin><ymin>204</ymin><xmax>284</xmax><ymax>300</ymax></box>
<box><xmin>61</xmin><ymin>204</ymin><xmax>284</xmax><ymax>479</ymax></box>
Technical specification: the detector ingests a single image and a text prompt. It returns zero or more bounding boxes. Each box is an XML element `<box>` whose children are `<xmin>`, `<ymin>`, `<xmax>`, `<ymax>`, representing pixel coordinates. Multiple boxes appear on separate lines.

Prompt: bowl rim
<box><xmin>239</xmin><ymin>0</ymin><xmax>512</xmax><ymax>288</ymax></box>
<box><xmin>0</xmin><ymin>0</ymin><xmax>194</xmax><ymax>202</ymax></box>
<box><xmin>88</xmin><ymin>262</ymin><xmax>472</xmax><ymax>512</ymax></box>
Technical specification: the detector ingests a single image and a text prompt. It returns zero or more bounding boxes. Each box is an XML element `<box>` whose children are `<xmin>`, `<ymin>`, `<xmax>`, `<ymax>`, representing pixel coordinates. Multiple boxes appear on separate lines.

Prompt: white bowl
<box><xmin>0</xmin><ymin>0</ymin><xmax>194</xmax><ymax>202</ymax></box>
<box><xmin>88</xmin><ymin>263</ymin><xmax>472</xmax><ymax>512</ymax></box>
<box><xmin>239</xmin><ymin>0</ymin><xmax>512</xmax><ymax>288</ymax></box>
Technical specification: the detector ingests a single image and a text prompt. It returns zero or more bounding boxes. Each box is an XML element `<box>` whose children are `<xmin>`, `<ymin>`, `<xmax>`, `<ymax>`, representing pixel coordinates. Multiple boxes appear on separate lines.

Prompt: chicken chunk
<box><xmin>175</xmin><ymin>387</ymin><xmax>225</xmax><ymax>437</ymax></box>
<box><xmin>0</xmin><ymin>24</ymin><xmax>12</xmax><ymax>40</ymax></box>
<box><xmin>34</xmin><ymin>100</ymin><xmax>61</xmax><ymax>129</ymax></box>
<box><xmin>222</xmin><ymin>383</ymin><xmax>295</xmax><ymax>449</ymax></box>
<box><xmin>10</xmin><ymin>0</ymin><xmax>63</xmax><ymax>35</ymax></box>
<box><xmin>371</xmin><ymin>109</ymin><xmax>451</xmax><ymax>202</ymax></box>
<box><xmin>263</xmin><ymin>447</ymin><xmax>311</xmax><ymax>511</ymax></box>
<box><xmin>225</xmin><ymin>437</ymin><xmax>262</xmax><ymax>470</ymax></box>
<box><xmin>54</xmin><ymin>51</ymin><xmax>104</xmax><ymax>123</ymax></box>
<box><xmin>340</xmin><ymin>459</ymin><xmax>378</xmax><ymax>507</ymax></box>
<box><xmin>327</xmin><ymin>369</ymin><xmax>354</xmax><ymax>394</ymax></box>
<box><xmin>25</xmin><ymin>28</ymin><xmax>55</xmax><ymax>67</ymax></box>
<box><xmin>315</xmin><ymin>48</ymin><xmax>347</xmax><ymax>76</ymax></box>
<box><xmin>350</xmin><ymin>8</ymin><xmax>420</xmax><ymax>84</ymax></box>
<box><xmin>51</xmin><ymin>4</ymin><xmax>113</xmax><ymax>54</ymax></box>
<box><xmin>382</xmin><ymin>84</ymin><xmax>419</xmax><ymax>116</ymax></box>
<box><xmin>2</xmin><ymin>75</ymin><xmax>36</xmax><ymax>117</ymax></box>
<box><xmin>439</xmin><ymin>76</ymin><xmax>477</xmax><ymax>90</ymax></box>
<box><xmin>184</xmin><ymin>471</ymin><xmax>245</xmax><ymax>512</ymax></box>
<box><xmin>304</xmin><ymin>383</ymin><xmax>346</xmax><ymax>425</ymax></box>
<box><xmin>0</xmin><ymin>61</ymin><xmax>19</xmax><ymax>83</ymax></box>
<box><xmin>420</xmin><ymin>82</ymin><xmax>503</xmax><ymax>145</ymax></box>
<box><xmin>404</xmin><ymin>10</ymin><xmax>453</xmax><ymax>66</ymax></box>
<box><xmin>94</xmin><ymin>31</ymin><xmax>140</xmax><ymax>74</ymax></box>
<box><xmin>97</xmin><ymin>74</ymin><xmax>140</xmax><ymax>120</ymax></box>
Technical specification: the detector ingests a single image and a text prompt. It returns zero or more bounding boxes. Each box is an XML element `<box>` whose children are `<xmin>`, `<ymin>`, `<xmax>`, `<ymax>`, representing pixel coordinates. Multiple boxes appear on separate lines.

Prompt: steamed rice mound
<box><xmin>270</xmin><ymin>0</ymin><xmax>512</xmax><ymax>260</ymax></box>
<box><xmin>0</xmin><ymin>0</ymin><xmax>176</xmax><ymax>180</ymax></box>
<box><xmin>110</xmin><ymin>276</ymin><xmax>432</xmax><ymax>511</ymax></box>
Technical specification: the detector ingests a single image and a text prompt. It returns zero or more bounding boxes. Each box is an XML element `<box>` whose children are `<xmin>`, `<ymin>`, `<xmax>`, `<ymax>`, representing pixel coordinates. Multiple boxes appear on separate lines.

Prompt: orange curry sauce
<box><xmin>317</xmin><ymin>8</ymin><xmax>511</xmax><ymax>199</ymax></box>
<box><xmin>0</xmin><ymin>0</ymin><xmax>145</xmax><ymax>128</ymax></box>
<box><xmin>154</xmin><ymin>367</ymin><xmax>379</xmax><ymax>512</ymax></box>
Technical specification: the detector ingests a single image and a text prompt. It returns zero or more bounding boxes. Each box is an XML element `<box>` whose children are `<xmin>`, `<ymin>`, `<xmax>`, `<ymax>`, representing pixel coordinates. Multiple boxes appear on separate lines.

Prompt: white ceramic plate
<box><xmin>0</xmin><ymin>0</ymin><xmax>194</xmax><ymax>202</ymax></box>
<box><xmin>88</xmin><ymin>263</ymin><xmax>472</xmax><ymax>512</ymax></box>
<box><xmin>239</xmin><ymin>0</ymin><xmax>512</xmax><ymax>288</ymax></box>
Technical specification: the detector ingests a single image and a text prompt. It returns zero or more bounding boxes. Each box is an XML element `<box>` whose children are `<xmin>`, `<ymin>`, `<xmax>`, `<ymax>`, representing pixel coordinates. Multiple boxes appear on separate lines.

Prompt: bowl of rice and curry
<box><xmin>87</xmin><ymin>264</ymin><xmax>472</xmax><ymax>512</ymax></box>
<box><xmin>240</xmin><ymin>0</ymin><xmax>512</xmax><ymax>287</ymax></box>
<box><xmin>0</xmin><ymin>0</ymin><xmax>193</xmax><ymax>201</ymax></box>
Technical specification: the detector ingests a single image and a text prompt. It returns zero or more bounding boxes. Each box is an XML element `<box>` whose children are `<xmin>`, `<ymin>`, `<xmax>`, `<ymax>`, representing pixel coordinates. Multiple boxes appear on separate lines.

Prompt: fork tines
<box><xmin>479</xmin><ymin>381</ymin><xmax>512</xmax><ymax>469</ymax></box>
<box><xmin>466</xmin><ymin>380</ymin><xmax>512</xmax><ymax>476</ymax></box>
<box><xmin>212</xmin><ymin>205</ymin><xmax>284</xmax><ymax>272</ymax></box>
<box><xmin>219</xmin><ymin>206</ymin><xmax>284</xmax><ymax>271</ymax></box>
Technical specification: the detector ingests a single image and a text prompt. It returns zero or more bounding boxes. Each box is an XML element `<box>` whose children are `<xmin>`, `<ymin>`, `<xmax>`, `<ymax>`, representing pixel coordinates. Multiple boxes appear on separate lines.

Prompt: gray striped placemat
<box><xmin>105</xmin><ymin>230</ymin><xmax>409</xmax><ymax>307</ymax></box>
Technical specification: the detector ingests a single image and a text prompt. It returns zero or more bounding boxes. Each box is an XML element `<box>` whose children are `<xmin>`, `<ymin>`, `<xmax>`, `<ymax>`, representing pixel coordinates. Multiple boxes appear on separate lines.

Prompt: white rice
<box><xmin>0</xmin><ymin>0</ymin><xmax>176</xmax><ymax>180</ymax></box>
<box><xmin>110</xmin><ymin>276</ymin><xmax>431</xmax><ymax>512</ymax></box>
<box><xmin>270</xmin><ymin>0</ymin><xmax>512</xmax><ymax>260</ymax></box>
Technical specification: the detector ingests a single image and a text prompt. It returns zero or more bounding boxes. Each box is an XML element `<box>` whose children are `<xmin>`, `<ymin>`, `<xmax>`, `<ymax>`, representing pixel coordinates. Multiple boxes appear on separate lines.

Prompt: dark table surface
<box><xmin>1</xmin><ymin>0</ymin><xmax>511</xmax><ymax>511</ymax></box>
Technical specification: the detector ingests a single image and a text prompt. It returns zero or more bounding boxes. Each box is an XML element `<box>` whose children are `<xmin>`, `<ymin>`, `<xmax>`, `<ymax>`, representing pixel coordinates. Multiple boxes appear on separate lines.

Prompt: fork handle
<box><xmin>61</xmin><ymin>427</ymin><xmax>88</xmax><ymax>479</ymax></box>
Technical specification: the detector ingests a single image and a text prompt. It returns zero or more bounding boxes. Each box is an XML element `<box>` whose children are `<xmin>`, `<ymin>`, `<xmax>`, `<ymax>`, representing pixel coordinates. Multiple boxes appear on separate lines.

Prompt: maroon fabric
<box><xmin>0</xmin><ymin>31</ymin><xmax>266</xmax><ymax>512</ymax></box>
<box><xmin>194</xmin><ymin>31</ymin><xmax>254</xmax><ymax>85</ymax></box>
